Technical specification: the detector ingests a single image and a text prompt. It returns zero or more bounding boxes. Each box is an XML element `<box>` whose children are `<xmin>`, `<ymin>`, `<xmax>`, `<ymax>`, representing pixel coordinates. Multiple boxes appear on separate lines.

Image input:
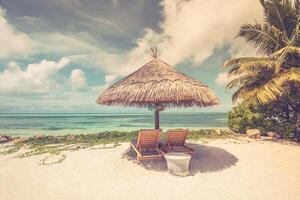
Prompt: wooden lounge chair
<box><xmin>130</xmin><ymin>129</ymin><xmax>162</xmax><ymax>162</ymax></box>
<box><xmin>160</xmin><ymin>129</ymin><xmax>195</xmax><ymax>154</ymax></box>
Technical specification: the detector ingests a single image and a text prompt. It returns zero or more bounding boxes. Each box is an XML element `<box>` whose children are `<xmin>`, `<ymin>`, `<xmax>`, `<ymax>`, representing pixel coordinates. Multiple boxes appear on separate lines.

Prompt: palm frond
<box><xmin>260</xmin><ymin>0</ymin><xmax>298</xmax><ymax>38</ymax></box>
<box><xmin>275</xmin><ymin>68</ymin><xmax>300</xmax><ymax>85</ymax></box>
<box><xmin>228</xmin><ymin>60</ymin><xmax>275</xmax><ymax>76</ymax></box>
<box><xmin>238</xmin><ymin>23</ymin><xmax>288</xmax><ymax>55</ymax></box>
<box><xmin>226</xmin><ymin>74</ymin><xmax>257</xmax><ymax>90</ymax></box>
<box><xmin>227</xmin><ymin>1</ymin><xmax>300</xmax><ymax>106</ymax></box>
<box><xmin>232</xmin><ymin>78</ymin><xmax>284</xmax><ymax>104</ymax></box>
<box><xmin>288</xmin><ymin>16</ymin><xmax>300</xmax><ymax>46</ymax></box>
<box><xmin>232</xmin><ymin>86</ymin><xmax>248</xmax><ymax>103</ymax></box>
<box><xmin>273</xmin><ymin>46</ymin><xmax>300</xmax><ymax>72</ymax></box>
<box><xmin>272</xmin><ymin>46</ymin><xmax>300</xmax><ymax>57</ymax></box>
<box><xmin>252</xmin><ymin>80</ymin><xmax>284</xmax><ymax>103</ymax></box>
<box><xmin>223</xmin><ymin>57</ymin><xmax>272</xmax><ymax>68</ymax></box>
<box><xmin>236</xmin><ymin>67</ymin><xmax>300</xmax><ymax>104</ymax></box>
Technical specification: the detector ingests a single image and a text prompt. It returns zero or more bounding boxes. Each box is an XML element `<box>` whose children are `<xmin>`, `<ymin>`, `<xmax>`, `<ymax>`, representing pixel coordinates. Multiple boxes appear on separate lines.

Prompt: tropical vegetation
<box><xmin>224</xmin><ymin>0</ymin><xmax>300</xmax><ymax>140</ymax></box>
<box><xmin>228</xmin><ymin>102</ymin><xmax>295</xmax><ymax>138</ymax></box>
<box><xmin>0</xmin><ymin>129</ymin><xmax>235</xmax><ymax>164</ymax></box>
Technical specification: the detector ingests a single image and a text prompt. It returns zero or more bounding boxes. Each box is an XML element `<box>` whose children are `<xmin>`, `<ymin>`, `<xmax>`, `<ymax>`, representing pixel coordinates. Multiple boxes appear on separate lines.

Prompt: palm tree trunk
<box><xmin>295</xmin><ymin>0</ymin><xmax>300</xmax><ymax>142</ymax></box>
<box><xmin>296</xmin><ymin>112</ymin><xmax>300</xmax><ymax>142</ymax></box>
<box><xmin>283</xmin><ymin>105</ymin><xmax>291</xmax><ymax>122</ymax></box>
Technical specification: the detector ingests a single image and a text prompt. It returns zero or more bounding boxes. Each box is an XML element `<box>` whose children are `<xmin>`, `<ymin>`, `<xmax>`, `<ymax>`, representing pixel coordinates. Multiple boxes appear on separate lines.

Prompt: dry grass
<box><xmin>0</xmin><ymin>129</ymin><xmax>236</xmax><ymax>162</ymax></box>
<box><xmin>97</xmin><ymin>58</ymin><xmax>219</xmax><ymax>108</ymax></box>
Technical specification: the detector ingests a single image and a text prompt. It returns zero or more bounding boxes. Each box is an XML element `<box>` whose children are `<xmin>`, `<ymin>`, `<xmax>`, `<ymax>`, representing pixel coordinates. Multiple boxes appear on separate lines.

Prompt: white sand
<box><xmin>0</xmin><ymin>138</ymin><xmax>300</xmax><ymax>200</ymax></box>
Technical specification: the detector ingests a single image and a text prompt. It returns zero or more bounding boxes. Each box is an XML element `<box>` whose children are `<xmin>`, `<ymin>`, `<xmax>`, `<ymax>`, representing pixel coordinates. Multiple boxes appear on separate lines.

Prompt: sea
<box><xmin>0</xmin><ymin>112</ymin><xmax>228</xmax><ymax>136</ymax></box>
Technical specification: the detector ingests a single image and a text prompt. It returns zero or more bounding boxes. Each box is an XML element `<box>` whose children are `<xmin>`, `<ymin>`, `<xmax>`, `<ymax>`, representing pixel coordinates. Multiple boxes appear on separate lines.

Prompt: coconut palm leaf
<box><xmin>231</xmin><ymin>85</ymin><xmax>251</xmax><ymax>103</ymax></box>
<box><xmin>228</xmin><ymin>60</ymin><xmax>275</xmax><ymax>76</ymax></box>
<box><xmin>273</xmin><ymin>46</ymin><xmax>300</xmax><ymax>57</ymax></box>
<box><xmin>231</xmin><ymin>82</ymin><xmax>266</xmax><ymax>103</ymax></box>
<box><xmin>232</xmin><ymin>78</ymin><xmax>284</xmax><ymax>103</ymax></box>
<box><xmin>238</xmin><ymin>23</ymin><xmax>288</xmax><ymax>55</ymax></box>
<box><xmin>261</xmin><ymin>0</ymin><xmax>298</xmax><ymax>38</ymax></box>
<box><xmin>273</xmin><ymin>46</ymin><xmax>300</xmax><ymax>72</ymax></box>
<box><xmin>275</xmin><ymin>68</ymin><xmax>300</xmax><ymax>84</ymax></box>
<box><xmin>223</xmin><ymin>57</ymin><xmax>273</xmax><ymax>68</ymax></box>
<box><xmin>225</xmin><ymin>1</ymin><xmax>300</xmax><ymax>140</ymax></box>
<box><xmin>255</xmin><ymin>79</ymin><xmax>285</xmax><ymax>103</ymax></box>
<box><xmin>233</xmin><ymin>68</ymin><xmax>300</xmax><ymax>104</ymax></box>
<box><xmin>226</xmin><ymin>74</ymin><xmax>258</xmax><ymax>90</ymax></box>
<box><xmin>288</xmin><ymin>17</ymin><xmax>300</xmax><ymax>46</ymax></box>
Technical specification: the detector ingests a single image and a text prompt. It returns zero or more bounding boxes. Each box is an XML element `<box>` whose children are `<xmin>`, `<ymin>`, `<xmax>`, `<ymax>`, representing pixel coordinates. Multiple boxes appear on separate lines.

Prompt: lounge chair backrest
<box><xmin>137</xmin><ymin>129</ymin><xmax>161</xmax><ymax>149</ymax></box>
<box><xmin>167</xmin><ymin>129</ymin><xmax>188</xmax><ymax>146</ymax></box>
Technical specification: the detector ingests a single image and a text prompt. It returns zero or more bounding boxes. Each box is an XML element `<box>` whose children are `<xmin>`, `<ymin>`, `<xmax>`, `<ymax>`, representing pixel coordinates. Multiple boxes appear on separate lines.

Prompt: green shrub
<box><xmin>228</xmin><ymin>103</ymin><xmax>269</xmax><ymax>133</ymax></box>
<box><xmin>276</xmin><ymin>123</ymin><xmax>295</xmax><ymax>139</ymax></box>
<box><xmin>228</xmin><ymin>102</ymin><xmax>296</xmax><ymax>139</ymax></box>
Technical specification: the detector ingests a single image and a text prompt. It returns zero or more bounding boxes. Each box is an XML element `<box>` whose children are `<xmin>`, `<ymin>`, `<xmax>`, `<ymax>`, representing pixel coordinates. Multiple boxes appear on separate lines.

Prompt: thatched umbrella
<box><xmin>96</xmin><ymin>51</ymin><xmax>219</xmax><ymax>129</ymax></box>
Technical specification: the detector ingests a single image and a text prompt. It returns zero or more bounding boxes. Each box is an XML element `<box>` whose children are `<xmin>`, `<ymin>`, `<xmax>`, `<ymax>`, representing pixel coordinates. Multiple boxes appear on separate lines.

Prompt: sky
<box><xmin>0</xmin><ymin>0</ymin><xmax>264</xmax><ymax>113</ymax></box>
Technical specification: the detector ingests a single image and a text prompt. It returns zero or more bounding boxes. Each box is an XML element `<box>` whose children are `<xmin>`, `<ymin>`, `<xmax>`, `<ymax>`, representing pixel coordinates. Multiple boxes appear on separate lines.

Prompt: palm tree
<box><xmin>224</xmin><ymin>0</ymin><xmax>300</xmax><ymax>140</ymax></box>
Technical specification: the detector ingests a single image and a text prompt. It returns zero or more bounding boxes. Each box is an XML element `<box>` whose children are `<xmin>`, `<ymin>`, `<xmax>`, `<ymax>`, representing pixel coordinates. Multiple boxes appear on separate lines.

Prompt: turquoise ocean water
<box><xmin>0</xmin><ymin>112</ymin><xmax>228</xmax><ymax>136</ymax></box>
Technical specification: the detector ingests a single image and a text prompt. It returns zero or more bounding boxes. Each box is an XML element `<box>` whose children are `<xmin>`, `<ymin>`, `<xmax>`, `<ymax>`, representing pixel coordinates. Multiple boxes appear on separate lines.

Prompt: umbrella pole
<box><xmin>154</xmin><ymin>105</ymin><xmax>164</xmax><ymax>129</ymax></box>
<box><xmin>155</xmin><ymin>109</ymin><xmax>160</xmax><ymax>129</ymax></box>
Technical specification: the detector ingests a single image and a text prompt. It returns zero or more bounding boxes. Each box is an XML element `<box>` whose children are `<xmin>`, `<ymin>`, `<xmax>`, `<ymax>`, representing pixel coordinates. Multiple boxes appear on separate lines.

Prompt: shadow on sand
<box><xmin>123</xmin><ymin>143</ymin><xmax>239</xmax><ymax>175</ymax></box>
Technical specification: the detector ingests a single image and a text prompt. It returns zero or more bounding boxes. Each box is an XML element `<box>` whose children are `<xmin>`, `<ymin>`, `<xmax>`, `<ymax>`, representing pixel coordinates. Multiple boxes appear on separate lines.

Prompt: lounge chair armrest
<box><xmin>131</xmin><ymin>142</ymin><xmax>142</xmax><ymax>157</ymax></box>
<box><xmin>167</xmin><ymin>142</ymin><xmax>173</xmax><ymax>150</ymax></box>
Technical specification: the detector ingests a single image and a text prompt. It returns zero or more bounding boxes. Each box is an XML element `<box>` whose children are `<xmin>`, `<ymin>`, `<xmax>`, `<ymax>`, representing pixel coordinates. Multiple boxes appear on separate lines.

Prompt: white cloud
<box><xmin>0</xmin><ymin>7</ymin><xmax>99</xmax><ymax>60</ymax></box>
<box><xmin>83</xmin><ymin>0</ymin><xmax>263</xmax><ymax>77</ymax></box>
<box><xmin>0</xmin><ymin>1</ymin><xmax>265</xmax><ymax>112</ymax></box>
<box><xmin>69</xmin><ymin>69</ymin><xmax>87</xmax><ymax>90</ymax></box>
<box><xmin>0</xmin><ymin>0</ymin><xmax>262</xmax><ymax>78</ymax></box>
<box><xmin>228</xmin><ymin>39</ymin><xmax>259</xmax><ymax>58</ymax></box>
<box><xmin>0</xmin><ymin>7</ymin><xmax>33</xmax><ymax>59</ymax></box>
<box><xmin>0</xmin><ymin>58</ymin><xmax>70</xmax><ymax>93</ymax></box>
<box><xmin>0</xmin><ymin>1</ymin><xmax>263</xmax><ymax>75</ymax></box>
<box><xmin>150</xmin><ymin>0</ymin><xmax>262</xmax><ymax>65</ymax></box>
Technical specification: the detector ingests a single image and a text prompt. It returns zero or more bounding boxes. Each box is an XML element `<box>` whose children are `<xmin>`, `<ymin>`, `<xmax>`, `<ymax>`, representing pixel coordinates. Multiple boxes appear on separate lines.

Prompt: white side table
<box><xmin>164</xmin><ymin>152</ymin><xmax>191</xmax><ymax>176</ymax></box>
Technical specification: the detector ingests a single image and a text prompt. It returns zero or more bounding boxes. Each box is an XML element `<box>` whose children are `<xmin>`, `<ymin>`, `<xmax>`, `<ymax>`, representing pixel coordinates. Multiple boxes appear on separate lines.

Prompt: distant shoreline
<box><xmin>1</xmin><ymin>127</ymin><xmax>229</xmax><ymax>137</ymax></box>
<box><xmin>0</xmin><ymin>111</ymin><xmax>229</xmax><ymax>115</ymax></box>
<box><xmin>0</xmin><ymin>112</ymin><xmax>228</xmax><ymax>136</ymax></box>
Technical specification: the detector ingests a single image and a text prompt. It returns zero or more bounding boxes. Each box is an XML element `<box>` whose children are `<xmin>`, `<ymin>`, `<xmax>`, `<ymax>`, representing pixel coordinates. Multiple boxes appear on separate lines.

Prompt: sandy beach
<box><xmin>0</xmin><ymin>138</ymin><xmax>299</xmax><ymax>200</ymax></box>
<box><xmin>1</xmin><ymin>0</ymin><xmax>300</xmax><ymax>199</ymax></box>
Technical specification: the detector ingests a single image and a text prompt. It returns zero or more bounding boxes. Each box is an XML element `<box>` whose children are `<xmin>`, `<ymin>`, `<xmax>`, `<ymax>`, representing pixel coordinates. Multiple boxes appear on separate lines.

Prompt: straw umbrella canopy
<box><xmin>96</xmin><ymin>52</ymin><xmax>219</xmax><ymax>129</ymax></box>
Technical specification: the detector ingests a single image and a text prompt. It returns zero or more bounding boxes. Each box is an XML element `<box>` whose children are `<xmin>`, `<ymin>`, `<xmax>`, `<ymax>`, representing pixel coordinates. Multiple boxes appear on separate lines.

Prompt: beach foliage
<box><xmin>228</xmin><ymin>102</ymin><xmax>296</xmax><ymax>138</ymax></box>
<box><xmin>0</xmin><ymin>129</ymin><xmax>237</xmax><ymax>164</ymax></box>
<box><xmin>224</xmin><ymin>0</ymin><xmax>300</xmax><ymax>139</ymax></box>
<box><xmin>228</xmin><ymin>103</ymin><xmax>267</xmax><ymax>134</ymax></box>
